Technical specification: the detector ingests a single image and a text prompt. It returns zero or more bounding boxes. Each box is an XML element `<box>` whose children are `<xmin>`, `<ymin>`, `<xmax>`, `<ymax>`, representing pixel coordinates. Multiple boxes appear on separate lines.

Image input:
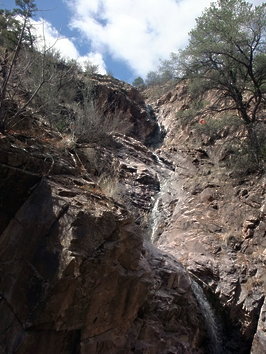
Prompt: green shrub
<box><xmin>176</xmin><ymin>100</ymin><xmax>206</xmax><ymax>127</ymax></box>
<box><xmin>223</xmin><ymin>122</ymin><xmax>265</xmax><ymax>174</ymax></box>
<box><xmin>196</xmin><ymin>114</ymin><xmax>241</xmax><ymax>140</ymax></box>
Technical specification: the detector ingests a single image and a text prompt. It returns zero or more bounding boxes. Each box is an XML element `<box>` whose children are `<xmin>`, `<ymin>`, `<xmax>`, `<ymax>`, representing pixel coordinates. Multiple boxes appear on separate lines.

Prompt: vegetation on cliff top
<box><xmin>1</xmin><ymin>0</ymin><xmax>265</xmax><ymax>170</ymax></box>
<box><xmin>178</xmin><ymin>0</ymin><xmax>265</xmax><ymax>163</ymax></box>
<box><xmin>0</xmin><ymin>0</ymin><xmax>105</xmax><ymax>138</ymax></box>
<box><xmin>135</xmin><ymin>0</ymin><xmax>265</xmax><ymax>168</ymax></box>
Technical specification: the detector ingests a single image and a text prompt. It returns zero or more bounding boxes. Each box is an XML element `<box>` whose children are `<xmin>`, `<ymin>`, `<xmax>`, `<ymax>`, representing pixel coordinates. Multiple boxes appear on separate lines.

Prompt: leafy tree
<box><xmin>83</xmin><ymin>60</ymin><xmax>99</xmax><ymax>75</ymax></box>
<box><xmin>0</xmin><ymin>0</ymin><xmax>37</xmax><ymax>131</ymax></box>
<box><xmin>145</xmin><ymin>71</ymin><xmax>161</xmax><ymax>86</ymax></box>
<box><xmin>157</xmin><ymin>58</ymin><xmax>177</xmax><ymax>82</ymax></box>
<box><xmin>132</xmin><ymin>76</ymin><xmax>145</xmax><ymax>89</ymax></box>
<box><xmin>0</xmin><ymin>11</ymin><xmax>22</xmax><ymax>49</ymax></box>
<box><xmin>178</xmin><ymin>0</ymin><xmax>266</xmax><ymax>161</ymax></box>
<box><xmin>14</xmin><ymin>0</ymin><xmax>37</xmax><ymax>17</ymax></box>
<box><xmin>145</xmin><ymin>62</ymin><xmax>176</xmax><ymax>87</ymax></box>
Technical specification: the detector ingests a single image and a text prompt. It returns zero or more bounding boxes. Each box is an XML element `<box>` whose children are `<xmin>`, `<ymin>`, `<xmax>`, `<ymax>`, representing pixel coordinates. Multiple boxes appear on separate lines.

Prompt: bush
<box><xmin>72</xmin><ymin>80</ymin><xmax>132</xmax><ymax>146</ymax></box>
<box><xmin>225</xmin><ymin>143</ymin><xmax>261</xmax><ymax>175</ymax></box>
<box><xmin>195</xmin><ymin>114</ymin><xmax>242</xmax><ymax>140</ymax></box>
<box><xmin>220</xmin><ymin>121</ymin><xmax>266</xmax><ymax>174</ymax></box>
<box><xmin>176</xmin><ymin>100</ymin><xmax>206</xmax><ymax>127</ymax></box>
<box><xmin>132</xmin><ymin>76</ymin><xmax>145</xmax><ymax>89</ymax></box>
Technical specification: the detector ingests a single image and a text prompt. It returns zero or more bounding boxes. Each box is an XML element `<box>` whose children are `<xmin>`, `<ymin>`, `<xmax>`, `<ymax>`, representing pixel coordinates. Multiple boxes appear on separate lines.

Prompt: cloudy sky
<box><xmin>2</xmin><ymin>0</ymin><xmax>264</xmax><ymax>82</ymax></box>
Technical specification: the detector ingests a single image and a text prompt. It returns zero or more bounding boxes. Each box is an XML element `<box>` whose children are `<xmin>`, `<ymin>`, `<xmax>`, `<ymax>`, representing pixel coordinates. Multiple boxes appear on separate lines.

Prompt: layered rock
<box><xmin>89</xmin><ymin>75</ymin><xmax>162</xmax><ymax>145</ymax></box>
<box><xmin>0</xmin><ymin>75</ymin><xmax>265</xmax><ymax>353</ymax></box>
<box><xmin>0</xmin><ymin>123</ymin><xmax>205</xmax><ymax>353</ymax></box>
<box><xmin>252</xmin><ymin>298</ymin><xmax>266</xmax><ymax>353</ymax></box>
<box><xmin>145</xmin><ymin>83</ymin><xmax>266</xmax><ymax>353</ymax></box>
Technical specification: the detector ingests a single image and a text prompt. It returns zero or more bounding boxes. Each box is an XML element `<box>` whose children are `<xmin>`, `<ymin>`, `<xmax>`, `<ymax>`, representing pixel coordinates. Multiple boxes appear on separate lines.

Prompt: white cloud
<box><xmin>78</xmin><ymin>52</ymin><xmax>107</xmax><ymax>74</ymax></box>
<box><xmin>252</xmin><ymin>0</ymin><xmax>265</xmax><ymax>5</ymax></box>
<box><xmin>66</xmin><ymin>0</ymin><xmax>214</xmax><ymax>77</ymax></box>
<box><xmin>28</xmin><ymin>0</ymin><xmax>264</xmax><ymax>79</ymax></box>
<box><xmin>66</xmin><ymin>0</ymin><xmax>265</xmax><ymax>78</ymax></box>
<box><xmin>30</xmin><ymin>19</ymin><xmax>107</xmax><ymax>74</ymax></box>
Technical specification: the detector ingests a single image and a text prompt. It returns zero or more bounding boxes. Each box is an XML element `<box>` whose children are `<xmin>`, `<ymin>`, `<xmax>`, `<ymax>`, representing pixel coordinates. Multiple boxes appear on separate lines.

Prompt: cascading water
<box><xmin>150</xmin><ymin>177</ymin><xmax>167</xmax><ymax>243</ymax></box>
<box><xmin>149</xmin><ymin>167</ymin><xmax>225</xmax><ymax>353</ymax></box>
<box><xmin>149</xmin><ymin>151</ymin><xmax>171</xmax><ymax>243</ymax></box>
<box><xmin>148</xmin><ymin>123</ymin><xmax>225</xmax><ymax>353</ymax></box>
<box><xmin>192</xmin><ymin>280</ymin><xmax>224</xmax><ymax>354</ymax></box>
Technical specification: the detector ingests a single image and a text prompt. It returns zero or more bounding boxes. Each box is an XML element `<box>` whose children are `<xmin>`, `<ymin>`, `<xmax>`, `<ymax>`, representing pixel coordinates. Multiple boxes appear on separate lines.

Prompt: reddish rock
<box><xmin>0</xmin><ymin>134</ymin><xmax>206</xmax><ymax>354</ymax></box>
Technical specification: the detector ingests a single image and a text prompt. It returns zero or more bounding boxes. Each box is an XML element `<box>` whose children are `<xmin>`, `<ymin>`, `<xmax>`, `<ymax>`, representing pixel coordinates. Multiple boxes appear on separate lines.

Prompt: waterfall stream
<box><xmin>150</xmin><ymin>150</ymin><xmax>225</xmax><ymax>353</ymax></box>
<box><xmin>192</xmin><ymin>280</ymin><xmax>223</xmax><ymax>354</ymax></box>
<box><xmin>150</xmin><ymin>178</ymin><xmax>167</xmax><ymax>243</ymax></box>
<box><xmin>150</xmin><ymin>189</ymin><xmax>225</xmax><ymax>353</ymax></box>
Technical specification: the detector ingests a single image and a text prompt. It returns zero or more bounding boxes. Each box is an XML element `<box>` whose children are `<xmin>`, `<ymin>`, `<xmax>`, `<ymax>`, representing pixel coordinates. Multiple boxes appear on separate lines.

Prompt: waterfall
<box><xmin>150</xmin><ymin>176</ymin><xmax>168</xmax><ymax>243</ymax></box>
<box><xmin>150</xmin><ymin>192</ymin><xmax>162</xmax><ymax>243</ymax></box>
<box><xmin>149</xmin><ymin>149</ymin><xmax>170</xmax><ymax>243</ymax></box>
<box><xmin>145</xmin><ymin>104</ymin><xmax>166</xmax><ymax>147</ymax></box>
<box><xmin>149</xmin><ymin>150</ymin><xmax>226</xmax><ymax>353</ymax></box>
<box><xmin>192</xmin><ymin>280</ymin><xmax>224</xmax><ymax>354</ymax></box>
<box><xmin>149</xmin><ymin>142</ymin><xmax>223</xmax><ymax>351</ymax></box>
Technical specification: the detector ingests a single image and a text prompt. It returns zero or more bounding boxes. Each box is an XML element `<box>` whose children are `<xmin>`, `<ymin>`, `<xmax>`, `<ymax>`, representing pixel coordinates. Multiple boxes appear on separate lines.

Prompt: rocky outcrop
<box><xmin>89</xmin><ymin>75</ymin><xmax>162</xmax><ymax>145</ymax></box>
<box><xmin>0</xmin><ymin>76</ymin><xmax>265</xmax><ymax>353</ymax></box>
<box><xmin>252</xmin><ymin>298</ymin><xmax>266</xmax><ymax>353</ymax></box>
<box><xmin>0</xmin><ymin>133</ymin><xmax>206</xmax><ymax>353</ymax></box>
<box><xmin>1</xmin><ymin>177</ymin><xmax>150</xmax><ymax>354</ymax></box>
<box><xmin>145</xmin><ymin>83</ymin><xmax>266</xmax><ymax>353</ymax></box>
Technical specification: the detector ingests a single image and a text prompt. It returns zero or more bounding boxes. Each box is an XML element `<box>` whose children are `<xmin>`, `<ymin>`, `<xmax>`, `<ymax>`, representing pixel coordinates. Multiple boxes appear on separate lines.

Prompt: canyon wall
<box><xmin>0</xmin><ymin>76</ymin><xmax>265</xmax><ymax>353</ymax></box>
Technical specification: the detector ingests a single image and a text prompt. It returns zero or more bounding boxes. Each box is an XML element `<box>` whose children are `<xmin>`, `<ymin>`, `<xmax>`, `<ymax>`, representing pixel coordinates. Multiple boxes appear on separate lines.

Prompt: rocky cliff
<box><xmin>144</xmin><ymin>83</ymin><xmax>265</xmax><ymax>353</ymax></box>
<box><xmin>0</xmin><ymin>75</ymin><xmax>265</xmax><ymax>353</ymax></box>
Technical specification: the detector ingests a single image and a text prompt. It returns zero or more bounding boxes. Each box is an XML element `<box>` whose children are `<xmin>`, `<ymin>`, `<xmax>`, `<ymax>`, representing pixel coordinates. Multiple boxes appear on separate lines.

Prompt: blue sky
<box><xmin>1</xmin><ymin>0</ymin><xmax>264</xmax><ymax>83</ymax></box>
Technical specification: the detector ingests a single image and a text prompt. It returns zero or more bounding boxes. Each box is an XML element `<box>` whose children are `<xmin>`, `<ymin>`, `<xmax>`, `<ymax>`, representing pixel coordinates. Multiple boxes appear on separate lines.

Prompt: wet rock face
<box><xmin>0</xmin><ymin>136</ymin><xmax>206</xmax><ymax>354</ymax></box>
<box><xmin>145</xmin><ymin>83</ymin><xmax>266</xmax><ymax>353</ymax></box>
<box><xmin>77</xmin><ymin>133</ymin><xmax>163</xmax><ymax>236</ymax></box>
<box><xmin>0</xmin><ymin>177</ymin><xmax>147</xmax><ymax>353</ymax></box>
<box><xmin>90</xmin><ymin>75</ymin><xmax>161</xmax><ymax>146</ymax></box>
<box><xmin>1</xmin><ymin>76</ymin><xmax>264</xmax><ymax>353</ymax></box>
<box><xmin>252</xmin><ymin>298</ymin><xmax>266</xmax><ymax>353</ymax></box>
<box><xmin>131</xmin><ymin>247</ymin><xmax>206</xmax><ymax>354</ymax></box>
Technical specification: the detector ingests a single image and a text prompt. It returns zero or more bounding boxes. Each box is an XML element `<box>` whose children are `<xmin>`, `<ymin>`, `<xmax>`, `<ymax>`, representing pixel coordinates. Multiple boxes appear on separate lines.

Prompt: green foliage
<box><xmin>176</xmin><ymin>100</ymin><xmax>206</xmax><ymax>127</ymax></box>
<box><xmin>0</xmin><ymin>11</ymin><xmax>22</xmax><ymax>49</ymax></box>
<box><xmin>15</xmin><ymin>0</ymin><xmax>37</xmax><ymax>17</ymax></box>
<box><xmin>196</xmin><ymin>114</ymin><xmax>242</xmax><ymax>140</ymax></box>
<box><xmin>145</xmin><ymin>66</ymin><xmax>175</xmax><ymax>87</ymax></box>
<box><xmin>178</xmin><ymin>0</ymin><xmax>265</xmax><ymax>125</ymax></box>
<box><xmin>145</xmin><ymin>71</ymin><xmax>161</xmax><ymax>86</ymax></box>
<box><xmin>175</xmin><ymin>0</ymin><xmax>266</xmax><ymax>164</ymax></box>
<box><xmin>158</xmin><ymin>56</ymin><xmax>179</xmax><ymax>81</ymax></box>
<box><xmin>225</xmin><ymin>136</ymin><xmax>265</xmax><ymax>175</ymax></box>
<box><xmin>0</xmin><ymin>0</ymin><xmax>37</xmax><ymax>129</ymax></box>
<box><xmin>0</xmin><ymin>0</ymin><xmax>37</xmax><ymax>49</ymax></box>
<box><xmin>132</xmin><ymin>76</ymin><xmax>145</xmax><ymax>89</ymax></box>
<box><xmin>83</xmin><ymin>60</ymin><xmax>99</xmax><ymax>75</ymax></box>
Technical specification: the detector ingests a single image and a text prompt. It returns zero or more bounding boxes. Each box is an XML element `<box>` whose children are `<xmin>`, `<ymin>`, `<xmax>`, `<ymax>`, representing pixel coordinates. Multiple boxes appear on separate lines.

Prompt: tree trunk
<box><xmin>0</xmin><ymin>14</ymin><xmax>28</xmax><ymax>132</ymax></box>
<box><xmin>246</xmin><ymin>123</ymin><xmax>261</xmax><ymax>166</ymax></box>
<box><xmin>237</xmin><ymin>104</ymin><xmax>262</xmax><ymax>168</ymax></box>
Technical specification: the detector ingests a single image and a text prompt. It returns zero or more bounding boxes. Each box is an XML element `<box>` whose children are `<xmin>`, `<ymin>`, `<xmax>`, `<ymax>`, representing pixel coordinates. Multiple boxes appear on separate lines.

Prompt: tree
<box><xmin>132</xmin><ymin>76</ymin><xmax>145</xmax><ymax>89</ymax></box>
<box><xmin>178</xmin><ymin>0</ymin><xmax>266</xmax><ymax>161</ymax></box>
<box><xmin>15</xmin><ymin>0</ymin><xmax>37</xmax><ymax>17</ymax></box>
<box><xmin>145</xmin><ymin>71</ymin><xmax>161</xmax><ymax>86</ymax></box>
<box><xmin>83</xmin><ymin>60</ymin><xmax>99</xmax><ymax>75</ymax></box>
<box><xmin>0</xmin><ymin>11</ymin><xmax>22</xmax><ymax>50</ymax></box>
<box><xmin>0</xmin><ymin>0</ymin><xmax>37</xmax><ymax>132</ymax></box>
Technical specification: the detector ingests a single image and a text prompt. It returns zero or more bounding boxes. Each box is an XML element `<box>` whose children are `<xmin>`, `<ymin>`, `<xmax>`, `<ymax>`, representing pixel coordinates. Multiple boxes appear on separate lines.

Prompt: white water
<box><xmin>192</xmin><ymin>280</ymin><xmax>223</xmax><ymax>354</ymax></box>
<box><xmin>150</xmin><ymin>149</ymin><xmax>224</xmax><ymax>353</ymax></box>
<box><xmin>149</xmin><ymin>151</ymin><xmax>171</xmax><ymax>243</ymax></box>
<box><xmin>150</xmin><ymin>194</ymin><xmax>161</xmax><ymax>243</ymax></box>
